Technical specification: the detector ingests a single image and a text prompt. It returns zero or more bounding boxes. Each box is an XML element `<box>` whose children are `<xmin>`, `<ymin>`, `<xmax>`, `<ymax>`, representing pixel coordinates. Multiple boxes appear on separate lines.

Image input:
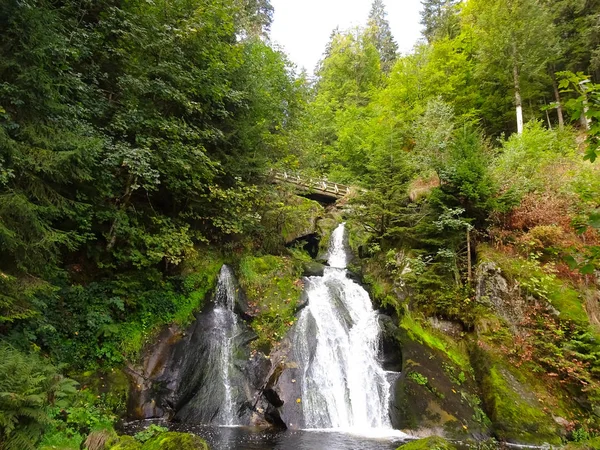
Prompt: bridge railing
<box><xmin>269</xmin><ymin>170</ymin><xmax>351</xmax><ymax>198</ymax></box>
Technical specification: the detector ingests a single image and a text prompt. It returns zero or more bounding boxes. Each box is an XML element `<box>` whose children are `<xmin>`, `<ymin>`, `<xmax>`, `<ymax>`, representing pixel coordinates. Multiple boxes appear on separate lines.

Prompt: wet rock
<box><xmin>428</xmin><ymin>317</ymin><xmax>464</xmax><ymax>339</ymax></box>
<box><xmin>295</xmin><ymin>289</ymin><xmax>309</xmax><ymax>313</ymax></box>
<box><xmin>378</xmin><ymin>314</ymin><xmax>403</xmax><ymax>372</ymax></box>
<box><xmin>126</xmin><ymin>325</ymin><xmax>183</xmax><ymax>420</ymax></box>
<box><xmin>390</xmin><ymin>324</ymin><xmax>491</xmax><ymax>440</ymax></box>
<box><xmin>302</xmin><ymin>261</ymin><xmax>325</xmax><ymax>277</ymax></box>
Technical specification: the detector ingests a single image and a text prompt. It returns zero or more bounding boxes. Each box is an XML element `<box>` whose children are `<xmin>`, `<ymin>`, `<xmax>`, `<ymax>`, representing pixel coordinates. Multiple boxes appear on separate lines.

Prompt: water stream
<box><xmin>294</xmin><ymin>223</ymin><xmax>392</xmax><ymax>432</ymax></box>
<box><xmin>213</xmin><ymin>265</ymin><xmax>240</xmax><ymax>426</ymax></box>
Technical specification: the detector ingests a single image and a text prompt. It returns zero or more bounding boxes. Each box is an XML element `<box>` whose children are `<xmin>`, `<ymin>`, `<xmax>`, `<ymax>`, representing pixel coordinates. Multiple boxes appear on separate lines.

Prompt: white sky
<box><xmin>269</xmin><ymin>0</ymin><xmax>424</xmax><ymax>74</ymax></box>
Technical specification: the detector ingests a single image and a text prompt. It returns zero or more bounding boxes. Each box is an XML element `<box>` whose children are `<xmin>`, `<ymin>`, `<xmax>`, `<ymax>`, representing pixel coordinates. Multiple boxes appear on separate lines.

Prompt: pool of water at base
<box><xmin>123</xmin><ymin>421</ymin><xmax>411</xmax><ymax>450</ymax></box>
<box><xmin>122</xmin><ymin>421</ymin><xmax>546</xmax><ymax>450</ymax></box>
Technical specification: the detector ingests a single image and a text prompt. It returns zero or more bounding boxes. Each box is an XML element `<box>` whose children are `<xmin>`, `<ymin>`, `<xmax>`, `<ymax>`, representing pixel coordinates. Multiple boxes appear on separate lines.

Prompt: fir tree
<box><xmin>420</xmin><ymin>0</ymin><xmax>460</xmax><ymax>43</ymax></box>
<box><xmin>366</xmin><ymin>0</ymin><xmax>398</xmax><ymax>73</ymax></box>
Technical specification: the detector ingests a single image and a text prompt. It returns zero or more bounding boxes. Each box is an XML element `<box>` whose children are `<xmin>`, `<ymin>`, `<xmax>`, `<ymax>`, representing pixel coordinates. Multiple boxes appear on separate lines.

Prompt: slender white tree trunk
<box><xmin>552</xmin><ymin>75</ymin><xmax>564</xmax><ymax>129</ymax></box>
<box><xmin>513</xmin><ymin>63</ymin><xmax>523</xmax><ymax>134</ymax></box>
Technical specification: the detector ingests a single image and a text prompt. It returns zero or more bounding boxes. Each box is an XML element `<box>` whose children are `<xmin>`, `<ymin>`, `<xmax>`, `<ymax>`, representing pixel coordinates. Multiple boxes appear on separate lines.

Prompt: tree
<box><xmin>366</xmin><ymin>0</ymin><xmax>398</xmax><ymax>73</ymax></box>
<box><xmin>465</xmin><ymin>0</ymin><xmax>558</xmax><ymax>134</ymax></box>
<box><xmin>420</xmin><ymin>0</ymin><xmax>461</xmax><ymax>43</ymax></box>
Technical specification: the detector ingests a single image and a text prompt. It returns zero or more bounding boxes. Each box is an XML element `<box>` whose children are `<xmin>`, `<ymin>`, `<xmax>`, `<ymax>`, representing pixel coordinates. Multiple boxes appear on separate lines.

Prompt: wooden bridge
<box><xmin>269</xmin><ymin>170</ymin><xmax>353</xmax><ymax>202</ymax></box>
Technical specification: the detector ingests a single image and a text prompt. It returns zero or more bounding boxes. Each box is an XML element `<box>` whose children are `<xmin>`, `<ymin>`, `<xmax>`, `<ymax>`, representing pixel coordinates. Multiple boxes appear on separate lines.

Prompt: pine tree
<box><xmin>366</xmin><ymin>0</ymin><xmax>398</xmax><ymax>73</ymax></box>
<box><xmin>420</xmin><ymin>0</ymin><xmax>460</xmax><ymax>43</ymax></box>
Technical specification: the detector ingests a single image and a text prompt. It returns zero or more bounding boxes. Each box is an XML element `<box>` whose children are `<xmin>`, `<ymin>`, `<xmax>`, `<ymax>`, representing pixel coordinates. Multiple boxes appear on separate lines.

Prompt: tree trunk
<box><xmin>513</xmin><ymin>62</ymin><xmax>524</xmax><ymax>134</ymax></box>
<box><xmin>552</xmin><ymin>75</ymin><xmax>564</xmax><ymax>129</ymax></box>
<box><xmin>466</xmin><ymin>227</ymin><xmax>472</xmax><ymax>285</ymax></box>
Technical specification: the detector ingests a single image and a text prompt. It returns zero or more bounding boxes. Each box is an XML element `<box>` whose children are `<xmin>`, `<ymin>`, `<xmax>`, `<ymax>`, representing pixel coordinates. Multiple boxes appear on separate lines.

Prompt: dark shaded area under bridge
<box><xmin>269</xmin><ymin>170</ymin><xmax>353</xmax><ymax>204</ymax></box>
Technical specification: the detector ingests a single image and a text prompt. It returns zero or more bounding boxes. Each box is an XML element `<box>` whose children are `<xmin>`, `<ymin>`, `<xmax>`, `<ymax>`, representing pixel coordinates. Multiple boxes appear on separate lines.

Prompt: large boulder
<box><xmin>390</xmin><ymin>315</ymin><xmax>491</xmax><ymax>440</ymax></box>
<box><xmin>471</xmin><ymin>345</ymin><xmax>563</xmax><ymax>446</ymax></box>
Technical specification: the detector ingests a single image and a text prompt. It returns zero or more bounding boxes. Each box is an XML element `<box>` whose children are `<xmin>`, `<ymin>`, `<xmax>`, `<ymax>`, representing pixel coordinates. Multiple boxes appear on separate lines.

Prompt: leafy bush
<box><xmin>0</xmin><ymin>344</ymin><xmax>77</xmax><ymax>450</ymax></box>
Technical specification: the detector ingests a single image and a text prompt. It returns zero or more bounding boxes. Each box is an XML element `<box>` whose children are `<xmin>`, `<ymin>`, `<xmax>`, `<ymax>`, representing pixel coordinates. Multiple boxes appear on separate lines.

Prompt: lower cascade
<box><xmin>294</xmin><ymin>223</ymin><xmax>392</xmax><ymax>430</ymax></box>
<box><xmin>213</xmin><ymin>265</ymin><xmax>240</xmax><ymax>425</ymax></box>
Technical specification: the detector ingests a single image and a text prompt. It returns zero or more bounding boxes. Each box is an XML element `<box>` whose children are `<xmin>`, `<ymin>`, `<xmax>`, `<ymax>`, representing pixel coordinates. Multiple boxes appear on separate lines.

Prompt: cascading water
<box><xmin>294</xmin><ymin>223</ymin><xmax>392</xmax><ymax>432</ymax></box>
<box><xmin>213</xmin><ymin>265</ymin><xmax>240</xmax><ymax>426</ymax></box>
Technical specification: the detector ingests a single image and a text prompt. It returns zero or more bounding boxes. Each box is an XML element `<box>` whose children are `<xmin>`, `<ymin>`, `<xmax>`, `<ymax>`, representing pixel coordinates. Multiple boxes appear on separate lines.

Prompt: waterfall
<box><xmin>213</xmin><ymin>265</ymin><xmax>240</xmax><ymax>426</ymax></box>
<box><xmin>294</xmin><ymin>223</ymin><xmax>392</xmax><ymax>431</ymax></box>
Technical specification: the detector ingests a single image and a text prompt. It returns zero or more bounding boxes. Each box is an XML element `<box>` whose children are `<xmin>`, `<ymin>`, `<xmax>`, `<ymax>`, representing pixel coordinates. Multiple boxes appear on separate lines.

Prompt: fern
<box><xmin>0</xmin><ymin>344</ymin><xmax>77</xmax><ymax>450</ymax></box>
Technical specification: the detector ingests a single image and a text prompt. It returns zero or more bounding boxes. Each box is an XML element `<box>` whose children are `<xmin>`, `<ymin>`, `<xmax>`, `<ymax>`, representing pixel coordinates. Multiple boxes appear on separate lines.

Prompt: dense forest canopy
<box><xmin>1</xmin><ymin>0</ymin><xmax>600</xmax><ymax>448</ymax></box>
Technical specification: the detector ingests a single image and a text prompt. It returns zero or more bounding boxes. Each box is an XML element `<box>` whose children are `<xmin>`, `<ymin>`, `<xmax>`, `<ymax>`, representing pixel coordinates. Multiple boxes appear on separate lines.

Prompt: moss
<box><xmin>393</xmin><ymin>314</ymin><xmax>491</xmax><ymax>439</ymax></box>
<box><xmin>564</xmin><ymin>437</ymin><xmax>600</xmax><ymax>449</ymax></box>
<box><xmin>396</xmin><ymin>436</ymin><xmax>457</xmax><ymax>450</ymax></box>
<box><xmin>108</xmin><ymin>435</ymin><xmax>142</xmax><ymax>450</ymax></box>
<box><xmin>279</xmin><ymin>196</ymin><xmax>324</xmax><ymax>243</ymax></box>
<box><xmin>176</xmin><ymin>247</ymin><xmax>225</xmax><ymax>326</ymax></box>
<box><xmin>471</xmin><ymin>345</ymin><xmax>561</xmax><ymax>445</ymax></box>
<box><xmin>400</xmin><ymin>313</ymin><xmax>471</xmax><ymax>372</ymax></box>
<box><xmin>141</xmin><ymin>432</ymin><xmax>209</xmax><ymax>450</ymax></box>
<box><xmin>238</xmin><ymin>255</ymin><xmax>303</xmax><ymax>350</ymax></box>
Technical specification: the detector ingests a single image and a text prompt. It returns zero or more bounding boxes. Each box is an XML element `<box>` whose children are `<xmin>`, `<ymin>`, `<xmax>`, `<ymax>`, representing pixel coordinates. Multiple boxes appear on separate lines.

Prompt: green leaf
<box><xmin>589</xmin><ymin>211</ymin><xmax>600</xmax><ymax>229</ymax></box>
<box><xmin>564</xmin><ymin>255</ymin><xmax>578</xmax><ymax>270</ymax></box>
<box><xmin>580</xmin><ymin>264</ymin><xmax>596</xmax><ymax>275</ymax></box>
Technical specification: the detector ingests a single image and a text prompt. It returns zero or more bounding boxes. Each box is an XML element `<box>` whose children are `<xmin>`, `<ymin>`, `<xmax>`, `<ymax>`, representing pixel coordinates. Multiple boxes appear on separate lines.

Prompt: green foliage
<box><xmin>558</xmin><ymin>71</ymin><xmax>600</xmax><ymax>162</ymax></box>
<box><xmin>134</xmin><ymin>424</ymin><xmax>168</xmax><ymax>443</ymax></box>
<box><xmin>238</xmin><ymin>254</ymin><xmax>303</xmax><ymax>350</ymax></box>
<box><xmin>0</xmin><ymin>344</ymin><xmax>77</xmax><ymax>450</ymax></box>
<box><xmin>407</xmin><ymin>371</ymin><xmax>429</xmax><ymax>386</ymax></box>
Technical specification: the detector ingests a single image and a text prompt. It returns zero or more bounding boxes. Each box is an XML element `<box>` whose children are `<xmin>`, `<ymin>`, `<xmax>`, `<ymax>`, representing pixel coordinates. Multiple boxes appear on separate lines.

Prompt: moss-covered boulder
<box><xmin>471</xmin><ymin>345</ymin><xmax>562</xmax><ymax>445</ymax></box>
<box><xmin>396</xmin><ymin>436</ymin><xmax>457</xmax><ymax>449</ymax></box>
<box><xmin>141</xmin><ymin>432</ymin><xmax>209</xmax><ymax>450</ymax></box>
<box><xmin>391</xmin><ymin>314</ymin><xmax>491</xmax><ymax>440</ymax></box>
<box><xmin>108</xmin><ymin>435</ymin><xmax>142</xmax><ymax>450</ymax></box>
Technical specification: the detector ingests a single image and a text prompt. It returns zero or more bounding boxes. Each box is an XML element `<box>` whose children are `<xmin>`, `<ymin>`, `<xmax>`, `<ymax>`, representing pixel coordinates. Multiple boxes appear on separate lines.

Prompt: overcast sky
<box><xmin>269</xmin><ymin>0</ymin><xmax>423</xmax><ymax>74</ymax></box>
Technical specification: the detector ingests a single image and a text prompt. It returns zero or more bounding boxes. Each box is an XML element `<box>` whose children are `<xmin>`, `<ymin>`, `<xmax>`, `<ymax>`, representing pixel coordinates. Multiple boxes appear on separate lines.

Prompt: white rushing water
<box><xmin>294</xmin><ymin>223</ymin><xmax>392</xmax><ymax>433</ymax></box>
<box><xmin>213</xmin><ymin>265</ymin><xmax>240</xmax><ymax>426</ymax></box>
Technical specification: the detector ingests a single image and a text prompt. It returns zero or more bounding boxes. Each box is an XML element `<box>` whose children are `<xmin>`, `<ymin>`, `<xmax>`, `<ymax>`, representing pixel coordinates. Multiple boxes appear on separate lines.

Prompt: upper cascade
<box><xmin>294</xmin><ymin>223</ymin><xmax>392</xmax><ymax>432</ymax></box>
<box><xmin>327</xmin><ymin>222</ymin><xmax>349</xmax><ymax>269</ymax></box>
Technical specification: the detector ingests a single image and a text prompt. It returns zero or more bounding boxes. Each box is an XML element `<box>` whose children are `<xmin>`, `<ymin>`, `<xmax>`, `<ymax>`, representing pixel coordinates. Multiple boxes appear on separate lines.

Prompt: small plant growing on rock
<box><xmin>134</xmin><ymin>424</ymin><xmax>168</xmax><ymax>443</ymax></box>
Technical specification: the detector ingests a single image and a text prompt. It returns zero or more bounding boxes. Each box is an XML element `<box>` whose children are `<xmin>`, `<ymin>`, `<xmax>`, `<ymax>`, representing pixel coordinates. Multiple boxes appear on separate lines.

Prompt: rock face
<box><xmin>388</xmin><ymin>321</ymin><xmax>491</xmax><ymax>440</ymax></box>
<box><xmin>127</xmin><ymin>300</ymin><xmax>271</xmax><ymax>424</ymax></box>
<box><xmin>475</xmin><ymin>262</ymin><xmax>527</xmax><ymax>332</ymax></box>
<box><xmin>471</xmin><ymin>345</ymin><xmax>563</xmax><ymax>446</ymax></box>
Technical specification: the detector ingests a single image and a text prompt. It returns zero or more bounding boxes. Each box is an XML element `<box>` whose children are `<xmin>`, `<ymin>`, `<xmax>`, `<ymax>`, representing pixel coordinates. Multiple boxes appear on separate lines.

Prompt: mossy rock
<box><xmin>564</xmin><ymin>437</ymin><xmax>600</xmax><ymax>449</ymax></box>
<box><xmin>391</xmin><ymin>314</ymin><xmax>491</xmax><ymax>440</ymax></box>
<box><xmin>108</xmin><ymin>435</ymin><xmax>142</xmax><ymax>450</ymax></box>
<box><xmin>279</xmin><ymin>196</ymin><xmax>324</xmax><ymax>244</ymax></box>
<box><xmin>396</xmin><ymin>436</ymin><xmax>457</xmax><ymax>449</ymax></box>
<box><xmin>238</xmin><ymin>255</ymin><xmax>303</xmax><ymax>350</ymax></box>
<box><xmin>471</xmin><ymin>345</ymin><xmax>562</xmax><ymax>445</ymax></box>
<box><xmin>142</xmin><ymin>432</ymin><xmax>209</xmax><ymax>450</ymax></box>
